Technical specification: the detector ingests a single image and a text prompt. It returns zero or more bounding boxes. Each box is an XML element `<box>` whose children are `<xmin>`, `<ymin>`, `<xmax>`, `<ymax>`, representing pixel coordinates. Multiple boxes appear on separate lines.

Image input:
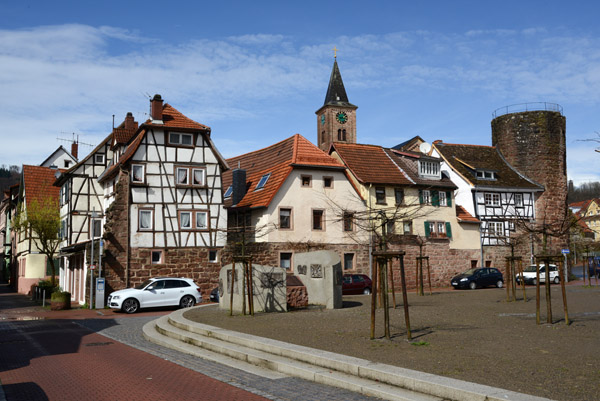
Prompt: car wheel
<box><xmin>469</xmin><ymin>281</ymin><xmax>477</xmax><ymax>290</ymax></box>
<box><xmin>496</xmin><ymin>280</ymin><xmax>503</xmax><ymax>288</ymax></box>
<box><xmin>180</xmin><ymin>295</ymin><xmax>195</xmax><ymax>308</ymax></box>
<box><xmin>122</xmin><ymin>298</ymin><xmax>139</xmax><ymax>314</ymax></box>
<box><xmin>532</xmin><ymin>278</ymin><xmax>537</xmax><ymax>286</ymax></box>
<box><xmin>363</xmin><ymin>287</ymin><xmax>371</xmax><ymax>295</ymax></box>
<box><xmin>553</xmin><ymin>276</ymin><xmax>560</xmax><ymax>284</ymax></box>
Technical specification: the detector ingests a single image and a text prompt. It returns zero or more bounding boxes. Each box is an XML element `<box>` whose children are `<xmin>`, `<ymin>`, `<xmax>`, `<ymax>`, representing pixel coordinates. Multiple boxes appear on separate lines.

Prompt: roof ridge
<box><xmin>437</xmin><ymin>142</ymin><xmax>496</xmax><ymax>149</ymax></box>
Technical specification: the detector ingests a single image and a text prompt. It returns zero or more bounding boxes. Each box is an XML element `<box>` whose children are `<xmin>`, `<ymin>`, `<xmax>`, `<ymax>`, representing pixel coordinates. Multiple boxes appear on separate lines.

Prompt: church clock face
<box><xmin>336</xmin><ymin>111</ymin><xmax>348</xmax><ymax>124</ymax></box>
<box><xmin>320</xmin><ymin>114</ymin><xmax>325</xmax><ymax>125</ymax></box>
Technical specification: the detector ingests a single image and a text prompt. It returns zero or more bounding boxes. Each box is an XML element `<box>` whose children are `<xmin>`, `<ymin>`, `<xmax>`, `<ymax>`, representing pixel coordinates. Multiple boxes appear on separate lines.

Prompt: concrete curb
<box><xmin>144</xmin><ymin>307</ymin><xmax>551</xmax><ymax>401</ymax></box>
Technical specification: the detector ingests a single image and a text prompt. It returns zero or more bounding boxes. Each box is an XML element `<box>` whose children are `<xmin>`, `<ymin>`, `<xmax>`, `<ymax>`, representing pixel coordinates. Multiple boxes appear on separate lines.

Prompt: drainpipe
<box><xmin>126</xmin><ymin>169</ymin><xmax>131</xmax><ymax>287</ymax></box>
<box><xmin>368</xmin><ymin>183</ymin><xmax>373</xmax><ymax>278</ymax></box>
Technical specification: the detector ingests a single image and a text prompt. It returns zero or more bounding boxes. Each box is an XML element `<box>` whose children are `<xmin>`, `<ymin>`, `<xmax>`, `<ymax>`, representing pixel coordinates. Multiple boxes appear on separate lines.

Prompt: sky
<box><xmin>1</xmin><ymin>0</ymin><xmax>600</xmax><ymax>185</ymax></box>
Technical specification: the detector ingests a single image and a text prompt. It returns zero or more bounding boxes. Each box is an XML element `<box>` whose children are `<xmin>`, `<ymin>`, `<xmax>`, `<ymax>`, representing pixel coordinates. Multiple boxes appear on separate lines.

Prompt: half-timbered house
<box><xmin>98</xmin><ymin>95</ymin><xmax>229</xmax><ymax>297</ymax></box>
<box><xmin>432</xmin><ymin>141</ymin><xmax>544</xmax><ymax>266</ymax></box>
<box><xmin>54</xmin><ymin>130</ymin><xmax>115</xmax><ymax>303</ymax></box>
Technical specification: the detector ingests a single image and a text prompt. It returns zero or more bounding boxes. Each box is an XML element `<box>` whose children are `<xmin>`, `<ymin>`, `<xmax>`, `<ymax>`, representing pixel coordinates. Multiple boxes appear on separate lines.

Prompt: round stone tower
<box><xmin>491</xmin><ymin>104</ymin><xmax>568</xmax><ymax>253</ymax></box>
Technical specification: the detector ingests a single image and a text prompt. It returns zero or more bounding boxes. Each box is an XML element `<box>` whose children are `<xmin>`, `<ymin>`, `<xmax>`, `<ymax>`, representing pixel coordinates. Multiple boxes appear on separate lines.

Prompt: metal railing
<box><xmin>492</xmin><ymin>102</ymin><xmax>563</xmax><ymax>118</ymax></box>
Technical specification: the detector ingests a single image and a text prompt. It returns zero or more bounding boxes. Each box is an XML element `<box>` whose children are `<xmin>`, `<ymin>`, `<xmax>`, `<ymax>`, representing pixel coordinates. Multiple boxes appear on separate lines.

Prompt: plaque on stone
<box><xmin>310</xmin><ymin>264</ymin><xmax>323</xmax><ymax>278</ymax></box>
<box><xmin>297</xmin><ymin>264</ymin><xmax>307</xmax><ymax>275</ymax></box>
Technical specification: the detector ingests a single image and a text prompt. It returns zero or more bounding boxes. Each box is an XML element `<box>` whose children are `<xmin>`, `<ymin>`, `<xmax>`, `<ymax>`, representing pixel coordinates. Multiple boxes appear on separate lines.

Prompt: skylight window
<box><xmin>255</xmin><ymin>173</ymin><xmax>271</xmax><ymax>190</ymax></box>
<box><xmin>224</xmin><ymin>186</ymin><xmax>232</xmax><ymax>198</ymax></box>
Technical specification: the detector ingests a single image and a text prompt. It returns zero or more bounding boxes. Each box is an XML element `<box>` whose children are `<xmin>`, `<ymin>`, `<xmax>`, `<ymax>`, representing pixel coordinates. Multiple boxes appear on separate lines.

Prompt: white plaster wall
<box><xmin>264</xmin><ymin>168</ymin><xmax>366</xmax><ymax>244</ymax></box>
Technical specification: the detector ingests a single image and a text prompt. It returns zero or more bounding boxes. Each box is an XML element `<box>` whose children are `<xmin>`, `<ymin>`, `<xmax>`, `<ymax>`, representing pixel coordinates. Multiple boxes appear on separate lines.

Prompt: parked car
<box><xmin>209</xmin><ymin>287</ymin><xmax>220</xmax><ymax>303</ymax></box>
<box><xmin>516</xmin><ymin>264</ymin><xmax>560</xmax><ymax>285</ymax></box>
<box><xmin>451</xmin><ymin>267</ymin><xmax>503</xmax><ymax>290</ymax></box>
<box><xmin>342</xmin><ymin>274</ymin><xmax>372</xmax><ymax>295</ymax></box>
<box><xmin>107</xmin><ymin>277</ymin><xmax>202</xmax><ymax>314</ymax></box>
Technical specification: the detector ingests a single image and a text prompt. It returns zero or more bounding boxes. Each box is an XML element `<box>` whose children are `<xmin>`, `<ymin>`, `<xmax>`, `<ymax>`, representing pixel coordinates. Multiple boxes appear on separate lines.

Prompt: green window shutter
<box><xmin>446</xmin><ymin>191</ymin><xmax>452</xmax><ymax>207</ymax></box>
<box><xmin>432</xmin><ymin>191</ymin><xmax>439</xmax><ymax>206</ymax></box>
<box><xmin>445</xmin><ymin>222</ymin><xmax>452</xmax><ymax>238</ymax></box>
<box><xmin>424</xmin><ymin>221</ymin><xmax>430</xmax><ymax>237</ymax></box>
<box><xmin>419</xmin><ymin>189</ymin><xmax>423</xmax><ymax>204</ymax></box>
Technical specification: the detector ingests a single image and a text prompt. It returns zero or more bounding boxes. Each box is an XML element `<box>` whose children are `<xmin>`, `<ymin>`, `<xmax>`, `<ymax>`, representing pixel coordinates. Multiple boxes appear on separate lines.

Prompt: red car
<box><xmin>342</xmin><ymin>274</ymin><xmax>372</xmax><ymax>295</ymax></box>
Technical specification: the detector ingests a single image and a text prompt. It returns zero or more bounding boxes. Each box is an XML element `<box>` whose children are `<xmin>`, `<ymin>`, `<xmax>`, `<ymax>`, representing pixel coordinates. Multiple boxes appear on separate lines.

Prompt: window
<box><xmin>403</xmin><ymin>221</ymin><xmax>412</xmax><ymax>235</ymax></box>
<box><xmin>91</xmin><ymin>219</ymin><xmax>102</xmax><ymax>238</ymax></box>
<box><xmin>256</xmin><ymin>173</ymin><xmax>270</xmax><ymax>190</ymax></box>
<box><xmin>169</xmin><ymin>132</ymin><xmax>193</xmax><ymax>146</ymax></box>
<box><xmin>343</xmin><ymin>212</ymin><xmax>354</xmax><ymax>232</ymax></box>
<box><xmin>421</xmin><ymin>189</ymin><xmax>431</xmax><ymax>205</ymax></box>
<box><xmin>312</xmin><ymin>209</ymin><xmax>324</xmax><ymax>230</ymax></box>
<box><xmin>395</xmin><ymin>188</ymin><xmax>404</xmax><ymax>205</ymax></box>
<box><xmin>131</xmin><ymin>164</ymin><xmax>145</xmax><ymax>183</ymax></box>
<box><xmin>419</xmin><ymin>160</ymin><xmax>440</xmax><ymax>178</ymax></box>
<box><xmin>375</xmin><ymin>187</ymin><xmax>386</xmax><ymax>204</ymax></box>
<box><xmin>280</xmin><ymin>252</ymin><xmax>292</xmax><ymax>270</ymax></box>
<box><xmin>301</xmin><ymin>175</ymin><xmax>312</xmax><ymax>187</ymax></box>
<box><xmin>60</xmin><ymin>181</ymin><xmax>70</xmax><ymax>205</ymax></box>
<box><xmin>64</xmin><ymin>160</ymin><xmax>71</xmax><ymax>168</ymax></box>
<box><xmin>224</xmin><ymin>186</ymin><xmax>232</xmax><ymax>198</ymax></box>
<box><xmin>476</xmin><ymin>170</ymin><xmax>496</xmax><ymax>180</ymax></box>
<box><xmin>489</xmin><ymin>222</ymin><xmax>504</xmax><ymax>237</ymax></box>
<box><xmin>179</xmin><ymin>211</ymin><xmax>208</xmax><ymax>230</ymax></box>
<box><xmin>386</xmin><ymin>219</ymin><xmax>395</xmax><ymax>235</ymax></box>
<box><xmin>424</xmin><ymin>220</ymin><xmax>452</xmax><ymax>238</ymax></box>
<box><xmin>279</xmin><ymin>208</ymin><xmax>291</xmax><ymax>229</ymax></box>
<box><xmin>514</xmin><ymin>193</ymin><xmax>523</xmax><ymax>207</ymax></box>
<box><xmin>323</xmin><ymin>177</ymin><xmax>333</xmax><ymax>188</ymax></box>
<box><xmin>208</xmin><ymin>250</ymin><xmax>218</xmax><ymax>263</ymax></box>
<box><xmin>439</xmin><ymin>191</ymin><xmax>447</xmax><ymax>207</ymax></box>
<box><xmin>151</xmin><ymin>250</ymin><xmax>162</xmax><ymax>264</ymax></box>
<box><xmin>176</xmin><ymin>166</ymin><xmax>206</xmax><ymax>187</ymax></box>
<box><xmin>139</xmin><ymin>209</ymin><xmax>153</xmax><ymax>231</ymax></box>
<box><xmin>344</xmin><ymin>253</ymin><xmax>354</xmax><ymax>270</ymax></box>
<box><xmin>337</xmin><ymin>129</ymin><xmax>347</xmax><ymax>141</ymax></box>
<box><xmin>95</xmin><ymin>154</ymin><xmax>105</xmax><ymax>164</ymax></box>
<box><xmin>60</xmin><ymin>219</ymin><xmax>67</xmax><ymax>240</ymax></box>
<box><xmin>484</xmin><ymin>193</ymin><xmax>501</xmax><ymax>206</ymax></box>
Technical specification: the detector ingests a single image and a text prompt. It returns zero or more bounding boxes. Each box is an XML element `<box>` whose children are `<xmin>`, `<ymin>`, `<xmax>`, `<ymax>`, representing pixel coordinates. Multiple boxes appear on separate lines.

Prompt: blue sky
<box><xmin>1</xmin><ymin>1</ymin><xmax>599</xmax><ymax>184</ymax></box>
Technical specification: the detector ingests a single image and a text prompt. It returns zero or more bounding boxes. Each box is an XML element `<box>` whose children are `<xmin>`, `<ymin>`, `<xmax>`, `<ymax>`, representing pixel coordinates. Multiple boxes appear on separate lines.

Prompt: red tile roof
<box><xmin>223</xmin><ymin>134</ymin><xmax>345</xmax><ymax>209</ymax></box>
<box><xmin>145</xmin><ymin>104</ymin><xmax>210</xmax><ymax>131</ymax></box>
<box><xmin>456</xmin><ymin>205</ymin><xmax>480</xmax><ymax>223</ymax></box>
<box><xmin>331</xmin><ymin>143</ymin><xmax>413</xmax><ymax>185</ymax></box>
<box><xmin>22</xmin><ymin>165</ymin><xmax>61</xmax><ymax>209</ymax></box>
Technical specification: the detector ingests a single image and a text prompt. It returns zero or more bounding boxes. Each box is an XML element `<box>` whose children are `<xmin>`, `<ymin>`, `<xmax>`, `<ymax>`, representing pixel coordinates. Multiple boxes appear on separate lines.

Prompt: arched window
<box><xmin>342</xmin><ymin>129</ymin><xmax>347</xmax><ymax>141</ymax></box>
<box><xmin>337</xmin><ymin>129</ymin><xmax>342</xmax><ymax>141</ymax></box>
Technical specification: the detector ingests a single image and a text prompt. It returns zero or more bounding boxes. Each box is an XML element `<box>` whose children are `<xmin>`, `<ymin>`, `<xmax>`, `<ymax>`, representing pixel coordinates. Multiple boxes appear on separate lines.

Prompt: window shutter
<box><xmin>445</xmin><ymin>222</ymin><xmax>452</xmax><ymax>238</ymax></box>
<box><xmin>419</xmin><ymin>189</ymin><xmax>423</xmax><ymax>204</ymax></box>
<box><xmin>432</xmin><ymin>191</ymin><xmax>439</xmax><ymax>206</ymax></box>
<box><xmin>446</xmin><ymin>191</ymin><xmax>452</xmax><ymax>207</ymax></box>
<box><xmin>424</xmin><ymin>221</ymin><xmax>430</xmax><ymax>237</ymax></box>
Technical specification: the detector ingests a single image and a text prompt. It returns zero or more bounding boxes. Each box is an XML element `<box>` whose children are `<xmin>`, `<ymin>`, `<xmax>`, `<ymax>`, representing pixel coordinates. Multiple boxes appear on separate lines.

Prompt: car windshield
<box><xmin>462</xmin><ymin>268</ymin><xmax>479</xmax><ymax>275</ymax></box>
<box><xmin>524</xmin><ymin>265</ymin><xmax>539</xmax><ymax>272</ymax></box>
<box><xmin>134</xmin><ymin>279</ymin><xmax>153</xmax><ymax>290</ymax></box>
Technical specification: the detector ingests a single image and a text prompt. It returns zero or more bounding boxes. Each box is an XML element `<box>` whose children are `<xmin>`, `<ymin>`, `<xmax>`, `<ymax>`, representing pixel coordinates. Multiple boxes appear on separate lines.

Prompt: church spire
<box><xmin>323</xmin><ymin>59</ymin><xmax>355</xmax><ymax>108</ymax></box>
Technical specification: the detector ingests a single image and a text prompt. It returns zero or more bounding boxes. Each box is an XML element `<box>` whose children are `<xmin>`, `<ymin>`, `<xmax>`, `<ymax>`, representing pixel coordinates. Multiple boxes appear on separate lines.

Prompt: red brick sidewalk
<box><xmin>0</xmin><ymin>284</ymin><xmax>268</xmax><ymax>401</ymax></box>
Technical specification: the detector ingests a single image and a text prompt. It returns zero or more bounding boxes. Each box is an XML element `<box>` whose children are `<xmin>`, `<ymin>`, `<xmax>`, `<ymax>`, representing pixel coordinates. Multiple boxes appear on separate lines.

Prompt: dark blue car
<box><xmin>451</xmin><ymin>267</ymin><xmax>504</xmax><ymax>290</ymax></box>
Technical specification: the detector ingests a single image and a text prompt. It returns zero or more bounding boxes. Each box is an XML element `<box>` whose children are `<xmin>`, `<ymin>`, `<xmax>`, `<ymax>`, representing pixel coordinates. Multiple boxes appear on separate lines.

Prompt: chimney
<box><xmin>71</xmin><ymin>142</ymin><xmax>78</xmax><ymax>160</ymax></box>
<box><xmin>232</xmin><ymin>168</ymin><xmax>247</xmax><ymax>206</ymax></box>
<box><xmin>150</xmin><ymin>94</ymin><xmax>163</xmax><ymax>122</ymax></box>
<box><xmin>124</xmin><ymin>112</ymin><xmax>137</xmax><ymax>131</ymax></box>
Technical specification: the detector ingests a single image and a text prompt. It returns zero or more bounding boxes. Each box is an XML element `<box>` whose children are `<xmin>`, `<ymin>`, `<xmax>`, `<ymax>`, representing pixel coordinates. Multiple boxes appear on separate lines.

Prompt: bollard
<box><xmin>42</xmin><ymin>289</ymin><xmax>46</xmax><ymax>307</ymax></box>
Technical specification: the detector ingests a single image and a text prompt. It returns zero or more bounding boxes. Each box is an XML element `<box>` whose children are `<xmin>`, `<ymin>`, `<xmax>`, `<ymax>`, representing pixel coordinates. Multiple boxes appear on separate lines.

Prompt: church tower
<box><xmin>315</xmin><ymin>58</ymin><xmax>358</xmax><ymax>151</ymax></box>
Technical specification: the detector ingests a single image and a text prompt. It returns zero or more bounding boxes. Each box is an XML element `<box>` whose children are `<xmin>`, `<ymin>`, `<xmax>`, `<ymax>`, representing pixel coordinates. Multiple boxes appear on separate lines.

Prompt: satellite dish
<box><xmin>419</xmin><ymin>142</ymin><xmax>432</xmax><ymax>154</ymax></box>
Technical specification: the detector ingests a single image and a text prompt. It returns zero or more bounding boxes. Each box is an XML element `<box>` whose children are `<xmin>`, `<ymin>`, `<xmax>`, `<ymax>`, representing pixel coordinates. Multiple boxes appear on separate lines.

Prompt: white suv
<box><xmin>107</xmin><ymin>277</ymin><xmax>201</xmax><ymax>313</ymax></box>
<box><xmin>516</xmin><ymin>264</ymin><xmax>560</xmax><ymax>285</ymax></box>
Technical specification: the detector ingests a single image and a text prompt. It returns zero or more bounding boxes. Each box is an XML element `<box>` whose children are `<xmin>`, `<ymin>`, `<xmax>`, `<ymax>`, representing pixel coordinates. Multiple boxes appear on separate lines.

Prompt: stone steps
<box><xmin>143</xmin><ymin>307</ymin><xmax>549</xmax><ymax>401</ymax></box>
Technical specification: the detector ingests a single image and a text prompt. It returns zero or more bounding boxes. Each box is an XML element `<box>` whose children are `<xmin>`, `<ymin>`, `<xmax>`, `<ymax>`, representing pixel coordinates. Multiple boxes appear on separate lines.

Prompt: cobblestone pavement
<box><xmin>78</xmin><ymin>315</ymin><xmax>380</xmax><ymax>401</ymax></box>
<box><xmin>0</xmin><ymin>284</ymin><xmax>379</xmax><ymax>401</ymax></box>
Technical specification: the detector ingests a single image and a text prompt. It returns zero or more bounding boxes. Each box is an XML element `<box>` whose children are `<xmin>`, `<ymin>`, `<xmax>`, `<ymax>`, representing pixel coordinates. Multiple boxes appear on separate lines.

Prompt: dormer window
<box><xmin>419</xmin><ymin>160</ymin><xmax>440</xmax><ymax>179</ymax></box>
<box><xmin>255</xmin><ymin>173</ymin><xmax>270</xmax><ymax>190</ymax></box>
<box><xmin>169</xmin><ymin>132</ymin><xmax>193</xmax><ymax>146</ymax></box>
<box><xmin>476</xmin><ymin>170</ymin><xmax>497</xmax><ymax>180</ymax></box>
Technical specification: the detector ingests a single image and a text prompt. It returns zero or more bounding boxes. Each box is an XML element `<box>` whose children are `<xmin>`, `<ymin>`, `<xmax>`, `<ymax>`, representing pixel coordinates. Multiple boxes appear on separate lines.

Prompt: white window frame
<box><xmin>422</xmin><ymin>189</ymin><xmax>431</xmax><ymax>205</ymax></box>
<box><xmin>514</xmin><ymin>193</ymin><xmax>523</xmax><ymax>207</ymax></box>
<box><xmin>419</xmin><ymin>160</ymin><xmax>440</xmax><ymax>178</ymax></box>
<box><xmin>280</xmin><ymin>252</ymin><xmax>293</xmax><ymax>270</ymax></box>
<box><xmin>484</xmin><ymin>193</ymin><xmax>501</xmax><ymax>206</ymax></box>
<box><xmin>195</xmin><ymin>211</ymin><xmax>208</xmax><ymax>229</ymax></box>
<box><xmin>131</xmin><ymin>164</ymin><xmax>145</xmax><ymax>183</ymax></box>
<box><xmin>224</xmin><ymin>186</ymin><xmax>233</xmax><ymax>198</ymax></box>
<box><xmin>139</xmin><ymin>209</ymin><xmax>153</xmax><ymax>231</ymax></box>
<box><xmin>489</xmin><ymin>221</ymin><xmax>504</xmax><ymax>237</ymax></box>
<box><xmin>169</xmin><ymin>132</ymin><xmax>194</xmax><ymax>146</ymax></box>
<box><xmin>176</xmin><ymin>167</ymin><xmax>189</xmax><ymax>185</ymax></box>
<box><xmin>179</xmin><ymin>211</ymin><xmax>192</xmax><ymax>230</ymax></box>
<box><xmin>439</xmin><ymin>191</ymin><xmax>447</xmax><ymax>207</ymax></box>
<box><xmin>192</xmin><ymin>168</ymin><xmax>205</xmax><ymax>186</ymax></box>
<box><xmin>94</xmin><ymin>154</ymin><xmax>105</xmax><ymax>164</ymax></box>
<box><xmin>256</xmin><ymin>173</ymin><xmax>271</xmax><ymax>190</ymax></box>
